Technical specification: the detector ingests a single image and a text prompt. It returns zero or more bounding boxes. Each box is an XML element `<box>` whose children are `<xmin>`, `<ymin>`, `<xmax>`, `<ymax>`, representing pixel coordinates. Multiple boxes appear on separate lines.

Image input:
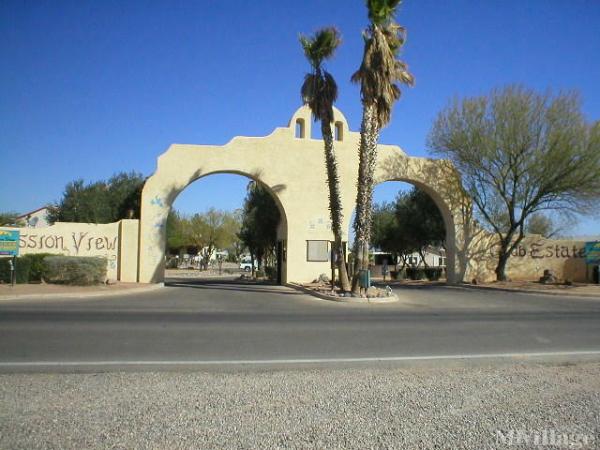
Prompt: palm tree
<box><xmin>300</xmin><ymin>27</ymin><xmax>351</xmax><ymax>292</ymax></box>
<box><xmin>350</xmin><ymin>0</ymin><xmax>414</xmax><ymax>293</ymax></box>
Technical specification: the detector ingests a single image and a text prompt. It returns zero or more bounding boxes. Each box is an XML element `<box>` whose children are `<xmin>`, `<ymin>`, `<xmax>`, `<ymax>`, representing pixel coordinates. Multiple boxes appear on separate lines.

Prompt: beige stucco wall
<box><xmin>4</xmin><ymin>220</ymin><xmax>139</xmax><ymax>281</ymax></box>
<box><xmin>465</xmin><ymin>235</ymin><xmax>590</xmax><ymax>282</ymax></box>
<box><xmin>118</xmin><ymin>219</ymin><xmax>140</xmax><ymax>282</ymax></box>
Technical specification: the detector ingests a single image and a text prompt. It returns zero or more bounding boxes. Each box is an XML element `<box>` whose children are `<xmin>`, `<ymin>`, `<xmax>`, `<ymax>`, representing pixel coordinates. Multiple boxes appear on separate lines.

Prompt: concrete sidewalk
<box><xmin>377</xmin><ymin>278</ymin><xmax>600</xmax><ymax>298</ymax></box>
<box><xmin>455</xmin><ymin>280</ymin><xmax>600</xmax><ymax>298</ymax></box>
<box><xmin>0</xmin><ymin>282</ymin><xmax>162</xmax><ymax>301</ymax></box>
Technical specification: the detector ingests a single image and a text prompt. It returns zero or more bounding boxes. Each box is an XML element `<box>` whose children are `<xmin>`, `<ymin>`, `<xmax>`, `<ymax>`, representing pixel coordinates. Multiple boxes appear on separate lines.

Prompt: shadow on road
<box><xmin>372</xmin><ymin>280</ymin><xmax>447</xmax><ymax>291</ymax></box>
<box><xmin>164</xmin><ymin>277</ymin><xmax>303</xmax><ymax>296</ymax></box>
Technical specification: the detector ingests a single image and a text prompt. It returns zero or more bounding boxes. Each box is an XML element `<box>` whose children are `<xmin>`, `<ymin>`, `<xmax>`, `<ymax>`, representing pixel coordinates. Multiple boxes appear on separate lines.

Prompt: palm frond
<box><xmin>299</xmin><ymin>27</ymin><xmax>340</xmax><ymax>123</ymax></box>
<box><xmin>351</xmin><ymin>12</ymin><xmax>414</xmax><ymax>128</ymax></box>
<box><xmin>301</xmin><ymin>71</ymin><xmax>338</xmax><ymax>123</ymax></box>
<box><xmin>298</xmin><ymin>27</ymin><xmax>341</xmax><ymax>69</ymax></box>
<box><xmin>367</xmin><ymin>0</ymin><xmax>402</xmax><ymax>26</ymax></box>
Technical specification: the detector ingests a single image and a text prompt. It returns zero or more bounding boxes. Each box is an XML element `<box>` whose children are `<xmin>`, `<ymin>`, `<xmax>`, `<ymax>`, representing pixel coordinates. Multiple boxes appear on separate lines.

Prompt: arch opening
<box><xmin>334</xmin><ymin>122</ymin><xmax>344</xmax><ymax>141</ymax></box>
<box><xmin>140</xmin><ymin>169</ymin><xmax>289</xmax><ymax>285</ymax></box>
<box><xmin>347</xmin><ymin>179</ymin><xmax>456</xmax><ymax>284</ymax></box>
<box><xmin>295</xmin><ymin>119</ymin><xmax>305</xmax><ymax>139</ymax></box>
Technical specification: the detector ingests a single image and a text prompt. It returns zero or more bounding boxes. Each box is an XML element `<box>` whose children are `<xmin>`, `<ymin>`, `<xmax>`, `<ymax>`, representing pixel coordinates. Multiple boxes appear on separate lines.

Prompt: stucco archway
<box><xmin>372</xmin><ymin>153</ymin><xmax>473</xmax><ymax>284</ymax></box>
<box><xmin>139</xmin><ymin>169</ymin><xmax>290</xmax><ymax>284</ymax></box>
<box><xmin>138</xmin><ymin>106</ymin><xmax>473</xmax><ymax>285</ymax></box>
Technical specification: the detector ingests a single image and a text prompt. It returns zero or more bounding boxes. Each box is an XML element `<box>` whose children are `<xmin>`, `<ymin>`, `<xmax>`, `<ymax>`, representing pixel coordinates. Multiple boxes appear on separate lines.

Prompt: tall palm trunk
<box><xmin>351</xmin><ymin>103</ymin><xmax>380</xmax><ymax>293</ymax></box>
<box><xmin>322</xmin><ymin>120</ymin><xmax>351</xmax><ymax>292</ymax></box>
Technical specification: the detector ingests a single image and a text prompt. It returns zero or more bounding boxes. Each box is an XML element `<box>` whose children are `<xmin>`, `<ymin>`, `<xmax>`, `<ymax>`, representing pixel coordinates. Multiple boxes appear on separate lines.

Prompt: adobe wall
<box><xmin>465</xmin><ymin>234</ymin><xmax>591</xmax><ymax>282</ymax></box>
<box><xmin>2</xmin><ymin>219</ymin><xmax>139</xmax><ymax>282</ymax></box>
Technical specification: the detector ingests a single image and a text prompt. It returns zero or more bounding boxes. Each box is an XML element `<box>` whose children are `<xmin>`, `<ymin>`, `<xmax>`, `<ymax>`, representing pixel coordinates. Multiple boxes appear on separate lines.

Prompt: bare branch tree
<box><xmin>428</xmin><ymin>85</ymin><xmax>600</xmax><ymax>280</ymax></box>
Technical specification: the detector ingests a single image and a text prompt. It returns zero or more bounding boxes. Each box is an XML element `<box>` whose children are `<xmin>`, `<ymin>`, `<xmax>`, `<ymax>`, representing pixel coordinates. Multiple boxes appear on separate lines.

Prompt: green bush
<box><xmin>21</xmin><ymin>253</ymin><xmax>54</xmax><ymax>282</ymax></box>
<box><xmin>392</xmin><ymin>269</ymin><xmax>406</xmax><ymax>280</ymax></box>
<box><xmin>43</xmin><ymin>256</ymin><xmax>107</xmax><ymax>285</ymax></box>
<box><xmin>0</xmin><ymin>257</ymin><xmax>32</xmax><ymax>284</ymax></box>
<box><xmin>406</xmin><ymin>267</ymin><xmax>426</xmax><ymax>280</ymax></box>
<box><xmin>424</xmin><ymin>268</ymin><xmax>443</xmax><ymax>281</ymax></box>
<box><xmin>255</xmin><ymin>269</ymin><xmax>265</xmax><ymax>278</ymax></box>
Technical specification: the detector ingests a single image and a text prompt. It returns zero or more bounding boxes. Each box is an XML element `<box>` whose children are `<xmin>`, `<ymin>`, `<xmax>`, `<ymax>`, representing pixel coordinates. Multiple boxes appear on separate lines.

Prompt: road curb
<box><xmin>286</xmin><ymin>283</ymin><xmax>398</xmax><ymax>304</ymax></box>
<box><xmin>446</xmin><ymin>283</ymin><xmax>600</xmax><ymax>299</ymax></box>
<box><xmin>0</xmin><ymin>283</ymin><xmax>164</xmax><ymax>302</ymax></box>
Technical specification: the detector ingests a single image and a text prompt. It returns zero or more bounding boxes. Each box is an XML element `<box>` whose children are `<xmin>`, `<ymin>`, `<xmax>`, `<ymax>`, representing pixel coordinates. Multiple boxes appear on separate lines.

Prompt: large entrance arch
<box><xmin>372</xmin><ymin>156</ymin><xmax>471</xmax><ymax>284</ymax></box>
<box><xmin>157</xmin><ymin>170</ymin><xmax>288</xmax><ymax>279</ymax></box>
<box><xmin>138</xmin><ymin>106</ymin><xmax>473</xmax><ymax>284</ymax></box>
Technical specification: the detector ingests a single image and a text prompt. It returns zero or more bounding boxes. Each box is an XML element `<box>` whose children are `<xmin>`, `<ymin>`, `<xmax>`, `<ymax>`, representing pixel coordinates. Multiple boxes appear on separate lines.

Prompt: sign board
<box><xmin>0</xmin><ymin>229</ymin><xmax>20</xmax><ymax>256</ymax></box>
<box><xmin>585</xmin><ymin>241</ymin><xmax>600</xmax><ymax>265</ymax></box>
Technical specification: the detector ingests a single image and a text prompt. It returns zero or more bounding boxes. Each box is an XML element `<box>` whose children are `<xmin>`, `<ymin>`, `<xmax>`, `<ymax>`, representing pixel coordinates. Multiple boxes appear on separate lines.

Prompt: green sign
<box><xmin>585</xmin><ymin>241</ymin><xmax>600</xmax><ymax>265</ymax></box>
<box><xmin>0</xmin><ymin>229</ymin><xmax>20</xmax><ymax>256</ymax></box>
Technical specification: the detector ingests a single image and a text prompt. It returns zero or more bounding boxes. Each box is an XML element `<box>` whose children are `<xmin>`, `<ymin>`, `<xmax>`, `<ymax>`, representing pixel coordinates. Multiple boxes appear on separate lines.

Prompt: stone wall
<box><xmin>3</xmin><ymin>219</ymin><xmax>139</xmax><ymax>281</ymax></box>
<box><xmin>466</xmin><ymin>234</ymin><xmax>591</xmax><ymax>283</ymax></box>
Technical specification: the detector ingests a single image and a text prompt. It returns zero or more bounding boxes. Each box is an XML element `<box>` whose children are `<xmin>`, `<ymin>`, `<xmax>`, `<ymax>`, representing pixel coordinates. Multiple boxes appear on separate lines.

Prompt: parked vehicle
<box><xmin>239</xmin><ymin>258</ymin><xmax>258</xmax><ymax>272</ymax></box>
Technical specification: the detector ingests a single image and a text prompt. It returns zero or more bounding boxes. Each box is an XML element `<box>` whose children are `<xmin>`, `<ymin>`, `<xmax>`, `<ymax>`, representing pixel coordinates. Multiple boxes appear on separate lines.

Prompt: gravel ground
<box><xmin>1</xmin><ymin>362</ymin><xmax>599</xmax><ymax>449</ymax></box>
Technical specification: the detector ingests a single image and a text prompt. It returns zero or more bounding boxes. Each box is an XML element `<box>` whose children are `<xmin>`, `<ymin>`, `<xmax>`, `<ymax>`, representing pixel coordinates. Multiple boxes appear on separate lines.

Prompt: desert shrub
<box><xmin>21</xmin><ymin>253</ymin><xmax>54</xmax><ymax>282</ymax></box>
<box><xmin>424</xmin><ymin>268</ymin><xmax>443</xmax><ymax>281</ymax></box>
<box><xmin>0</xmin><ymin>257</ymin><xmax>32</xmax><ymax>283</ymax></box>
<box><xmin>392</xmin><ymin>269</ymin><xmax>406</xmax><ymax>280</ymax></box>
<box><xmin>42</xmin><ymin>256</ymin><xmax>107</xmax><ymax>285</ymax></box>
<box><xmin>406</xmin><ymin>267</ymin><xmax>426</xmax><ymax>280</ymax></box>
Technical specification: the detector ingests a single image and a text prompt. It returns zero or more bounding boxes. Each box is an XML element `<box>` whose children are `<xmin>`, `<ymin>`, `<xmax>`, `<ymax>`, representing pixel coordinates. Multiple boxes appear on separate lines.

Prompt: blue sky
<box><xmin>1</xmin><ymin>0</ymin><xmax>599</xmax><ymax>235</ymax></box>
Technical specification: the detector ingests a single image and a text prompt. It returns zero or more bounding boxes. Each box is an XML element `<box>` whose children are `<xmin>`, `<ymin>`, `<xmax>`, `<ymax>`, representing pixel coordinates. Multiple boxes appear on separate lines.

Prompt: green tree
<box><xmin>372</xmin><ymin>188</ymin><xmax>446</xmax><ymax>268</ymax></box>
<box><xmin>166</xmin><ymin>210</ymin><xmax>189</xmax><ymax>255</ymax></box>
<box><xmin>371</xmin><ymin>201</ymin><xmax>412</xmax><ymax>268</ymax></box>
<box><xmin>371</xmin><ymin>202</ymin><xmax>400</xmax><ymax>253</ymax></box>
<box><xmin>238</xmin><ymin>182</ymin><xmax>281</xmax><ymax>273</ymax></box>
<box><xmin>351</xmin><ymin>0</ymin><xmax>414</xmax><ymax>293</ymax></box>
<box><xmin>106</xmin><ymin>172</ymin><xmax>146</xmax><ymax>220</ymax></box>
<box><xmin>0</xmin><ymin>211</ymin><xmax>24</xmax><ymax>227</ymax></box>
<box><xmin>299</xmin><ymin>27</ymin><xmax>351</xmax><ymax>292</ymax></box>
<box><xmin>185</xmin><ymin>209</ymin><xmax>240</xmax><ymax>270</ymax></box>
<box><xmin>47</xmin><ymin>179</ymin><xmax>112</xmax><ymax>223</ymax></box>
<box><xmin>394</xmin><ymin>188</ymin><xmax>445</xmax><ymax>267</ymax></box>
<box><xmin>47</xmin><ymin>172</ymin><xmax>146</xmax><ymax>224</ymax></box>
<box><xmin>221</xmin><ymin>209</ymin><xmax>243</xmax><ymax>260</ymax></box>
<box><xmin>428</xmin><ymin>85</ymin><xmax>600</xmax><ymax>280</ymax></box>
<box><xmin>525</xmin><ymin>212</ymin><xmax>567</xmax><ymax>239</ymax></box>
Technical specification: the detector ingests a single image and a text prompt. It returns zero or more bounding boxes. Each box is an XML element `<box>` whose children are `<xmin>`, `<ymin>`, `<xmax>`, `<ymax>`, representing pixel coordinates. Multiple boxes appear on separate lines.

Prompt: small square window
<box><xmin>307</xmin><ymin>240</ymin><xmax>329</xmax><ymax>262</ymax></box>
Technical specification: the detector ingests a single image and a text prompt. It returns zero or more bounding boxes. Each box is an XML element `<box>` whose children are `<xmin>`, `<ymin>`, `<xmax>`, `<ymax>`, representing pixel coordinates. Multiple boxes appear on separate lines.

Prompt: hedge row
<box><xmin>0</xmin><ymin>255</ymin><xmax>107</xmax><ymax>285</ymax></box>
<box><xmin>391</xmin><ymin>267</ymin><xmax>445</xmax><ymax>281</ymax></box>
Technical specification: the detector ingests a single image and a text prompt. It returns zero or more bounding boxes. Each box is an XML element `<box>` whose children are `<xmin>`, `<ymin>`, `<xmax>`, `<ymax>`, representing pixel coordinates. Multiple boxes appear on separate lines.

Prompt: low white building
<box><xmin>177</xmin><ymin>248</ymin><xmax>230</xmax><ymax>268</ymax></box>
<box><xmin>17</xmin><ymin>207</ymin><xmax>50</xmax><ymax>228</ymax></box>
<box><xmin>403</xmin><ymin>248</ymin><xmax>446</xmax><ymax>268</ymax></box>
<box><xmin>372</xmin><ymin>247</ymin><xmax>446</xmax><ymax>269</ymax></box>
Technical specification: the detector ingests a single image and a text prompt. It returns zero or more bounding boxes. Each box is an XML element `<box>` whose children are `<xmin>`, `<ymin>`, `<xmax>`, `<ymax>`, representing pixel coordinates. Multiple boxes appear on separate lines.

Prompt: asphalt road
<box><xmin>1</xmin><ymin>278</ymin><xmax>600</xmax><ymax>371</ymax></box>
